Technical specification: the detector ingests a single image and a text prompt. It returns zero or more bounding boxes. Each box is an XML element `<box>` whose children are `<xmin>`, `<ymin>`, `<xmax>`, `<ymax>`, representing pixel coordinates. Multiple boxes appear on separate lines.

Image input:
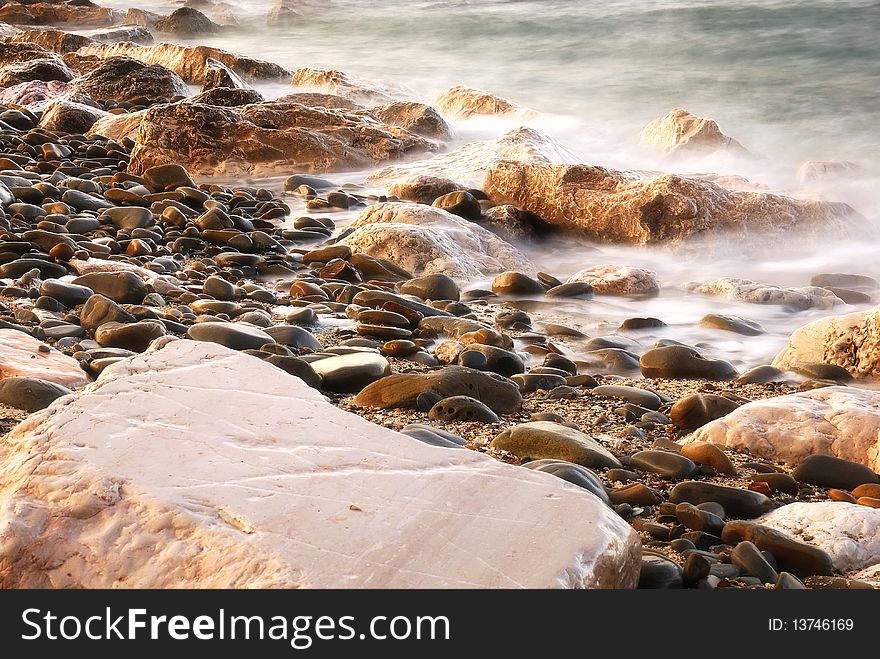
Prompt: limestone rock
<box><xmin>641</xmin><ymin>108</ymin><xmax>749</xmax><ymax>156</ymax></box>
<box><xmin>435</xmin><ymin>84</ymin><xmax>522</xmax><ymax>118</ymax></box>
<box><xmin>86</xmin><ymin>109</ymin><xmax>146</xmax><ymax>142</ymax></box>
<box><xmin>0</xmin><ymin>329</ymin><xmax>89</xmax><ymax>388</ymax></box>
<box><xmin>797</xmin><ymin>160</ymin><xmax>860</xmax><ymax>183</ymax></box>
<box><xmin>773</xmin><ymin>305</ymin><xmax>880</xmax><ymax>379</ymax></box>
<box><xmin>483</xmin><ymin>161</ymin><xmax>858</xmax><ymax>244</ymax></box>
<box><xmin>73</xmin><ymin>42</ymin><xmax>289</xmax><ymax>85</ymax></box>
<box><xmin>0</xmin><ymin>340</ymin><xmax>641</xmax><ymax>587</ymax></box>
<box><xmin>371</xmin><ymin>101</ymin><xmax>451</xmax><ymax>140</ymax></box>
<box><xmin>686</xmin><ymin>386</ymin><xmax>880</xmax><ymax>472</ymax></box>
<box><xmin>686</xmin><ymin>278</ymin><xmax>842</xmax><ymax>310</ymax></box>
<box><xmin>369</xmin><ymin>127</ymin><xmax>577</xmax><ymax>188</ymax></box>
<box><xmin>759</xmin><ymin>502</ymin><xmax>880</xmax><ymax>573</ymax></box>
<box><xmin>70</xmin><ymin>56</ymin><xmax>189</xmax><ymax>103</ymax></box>
<box><xmin>567</xmin><ymin>265</ymin><xmax>660</xmax><ymax>296</ymax></box>
<box><xmin>128</xmin><ymin>102</ymin><xmax>436</xmax><ymax>178</ymax></box>
<box><xmin>342</xmin><ymin>202</ymin><xmax>530</xmax><ymax>280</ymax></box>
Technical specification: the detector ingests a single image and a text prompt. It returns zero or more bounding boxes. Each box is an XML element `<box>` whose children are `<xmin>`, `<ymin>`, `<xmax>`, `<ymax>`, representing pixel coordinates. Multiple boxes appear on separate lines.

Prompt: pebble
<box><xmin>722</xmin><ymin>521</ymin><xmax>834</xmax><ymax>578</ymax></box>
<box><xmin>95</xmin><ymin>320</ymin><xmax>166</xmax><ymax>352</ymax></box>
<box><xmin>307</xmin><ymin>352</ymin><xmax>391</xmax><ymax>393</ymax></box>
<box><xmin>669</xmin><ymin>481</ymin><xmax>771</xmax><ymax>518</ymax></box>
<box><xmin>592</xmin><ymin>384</ymin><xmax>661</xmax><ymax>410</ymax></box>
<box><xmin>491</xmin><ymin>271</ymin><xmax>546</xmax><ymax>296</ymax></box>
<box><xmin>432</xmin><ymin>190</ymin><xmax>482</xmax><ymax>221</ymax></box>
<box><xmin>72</xmin><ymin>271</ymin><xmax>148</xmax><ymax>305</ymax></box>
<box><xmin>630</xmin><ymin>450</ymin><xmax>697</xmax><ymax>479</ymax></box>
<box><xmin>490</xmin><ymin>421</ymin><xmax>621</xmax><ymax>469</ymax></box>
<box><xmin>398</xmin><ymin>273</ymin><xmax>460</xmax><ymax>301</ymax></box>
<box><xmin>187</xmin><ymin>321</ymin><xmax>275</xmax><ymax>351</ymax></box>
<box><xmin>699</xmin><ymin>313</ymin><xmax>764</xmax><ymax>336</ymax></box>
<box><xmin>669</xmin><ymin>393</ymin><xmax>739</xmax><ymax>431</ymax></box>
<box><xmin>674</xmin><ymin>502</ymin><xmax>724</xmax><ymax>536</ymax></box>
<box><xmin>679</xmin><ymin>442</ymin><xmax>738</xmax><ymax>476</ymax></box>
<box><xmin>524</xmin><ymin>459</ymin><xmax>610</xmax><ymax>504</ymax></box>
<box><xmin>428</xmin><ymin>396</ymin><xmax>499</xmax><ymax>423</ymax></box>
<box><xmin>750</xmin><ymin>472</ymin><xmax>799</xmax><ymax>495</ymax></box>
<box><xmin>640</xmin><ymin>345</ymin><xmax>737</xmax><ymax>380</ymax></box>
<box><xmin>638</xmin><ymin>551</ymin><xmax>683</xmax><ymax>589</ymax></box>
<box><xmin>608</xmin><ymin>483</ymin><xmax>663</xmax><ymax>505</ymax></box>
<box><xmin>731</xmin><ymin>540</ymin><xmax>779</xmax><ymax>584</ymax></box>
<box><xmin>792</xmin><ymin>454</ymin><xmax>879</xmax><ymax>490</ymax></box>
<box><xmin>0</xmin><ymin>376</ymin><xmax>71</xmax><ymax>412</ymax></box>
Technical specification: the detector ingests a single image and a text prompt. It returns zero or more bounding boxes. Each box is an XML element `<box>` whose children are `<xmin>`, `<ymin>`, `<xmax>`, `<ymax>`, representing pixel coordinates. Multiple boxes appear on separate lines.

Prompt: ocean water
<box><xmin>99</xmin><ymin>0</ymin><xmax>880</xmax><ymax>369</ymax></box>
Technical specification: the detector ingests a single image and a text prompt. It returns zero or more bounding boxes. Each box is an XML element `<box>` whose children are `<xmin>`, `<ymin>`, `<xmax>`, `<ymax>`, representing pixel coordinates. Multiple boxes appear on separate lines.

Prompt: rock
<box><xmin>638</xmin><ymin>551</ymin><xmax>683</xmax><ymax>589</ymax></box>
<box><xmin>354</xmin><ymin>366</ymin><xmax>522</xmax><ymax>413</ymax></box>
<box><xmin>398</xmin><ymin>274</ymin><xmax>460</xmax><ymax>301</ymax></box>
<box><xmin>101</xmin><ymin>206</ymin><xmax>155</xmax><ymax>230</ymax></box>
<box><xmin>39</xmin><ymin>280</ymin><xmax>93</xmax><ymax>308</ymax></box>
<box><xmin>773</xmin><ymin>305</ymin><xmax>880</xmax><ymax>379</ymax></box>
<box><xmin>669</xmin><ymin>482</ymin><xmax>772</xmax><ymax>518</ymax></box>
<box><xmin>680</xmin><ymin>441</ymin><xmax>737</xmax><ymax>476</ymax></box>
<box><xmin>429</xmin><ymin>396</ymin><xmax>499</xmax><ymax>423</ymax></box>
<box><xmin>0</xmin><ymin>329</ymin><xmax>89</xmax><ymax>387</ymax></box>
<box><xmin>154</xmin><ymin>8</ymin><xmax>220</xmax><ymax>35</ymax></box>
<box><xmin>490</xmin><ymin>422</ymin><xmax>621</xmax><ymax>469</ymax></box>
<box><xmin>640</xmin><ymin>108</ymin><xmax>749</xmax><ymax>156</ymax></box>
<box><xmin>686</xmin><ymin>278</ymin><xmax>842</xmax><ymax>310</ymax></box>
<box><xmin>86</xmin><ymin>109</ymin><xmax>146</xmax><ymax>142</ymax></box>
<box><xmin>609</xmin><ymin>483</ymin><xmax>663</xmax><ymax>506</ymax></box>
<box><xmin>4</xmin><ymin>3</ymin><xmax>117</xmax><ymax>27</ymax></box>
<box><xmin>721</xmin><ymin>520</ymin><xmax>834</xmax><ymax>578</ymax></box>
<box><xmin>72</xmin><ymin>271</ymin><xmax>148</xmax><ymax>305</ymax></box>
<box><xmin>128</xmin><ymin>101</ymin><xmax>434</xmax><ymax>178</ymax></box>
<box><xmin>74</xmin><ymin>42</ymin><xmax>289</xmax><ymax>86</ymax></box>
<box><xmin>751</xmin><ymin>473</ymin><xmax>799</xmax><ymax>495</ymax></box>
<box><xmin>483</xmin><ymin>162</ymin><xmax>858</xmax><ymax>244</ymax></box>
<box><xmin>0</xmin><ymin>376</ymin><xmax>71</xmax><ymax>412</ymax></box>
<box><xmin>675</xmin><ymin>502</ymin><xmax>725</xmax><ymax>536</ymax></box>
<box><xmin>592</xmin><ymin>385</ymin><xmax>661</xmax><ymax>410</ymax></box>
<box><xmin>343</xmin><ymin>203</ymin><xmax>529</xmax><ymax>281</ymax></box>
<box><xmin>434</xmin><ymin>84</ymin><xmax>522</xmax><ymax>118</ymax></box>
<box><xmin>630</xmin><ymin>450</ymin><xmax>696</xmax><ymax>479</ymax></box>
<box><xmin>201</xmin><ymin>57</ymin><xmax>253</xmax><ymax>92</ymax></box>
<box><xmin>566</xmin><ymin>265</ymin><xmax>660</xmax><ymax>296</ymax></box>
<box><xmin>731</xmin><ymin>541</ymin><xmax>778</xmax><ymax>584</ymax></box>
<box><xmin>0</xmin><ymin>340</ymin><xmax>640</xmax><ymax>588</ymax></box>
<box><xmin>481</xmin><ymin>205</ymin><xmax>545</xmax><ymax>241</ymax></box>
<box><xmin>491</xmin><ymin>271</ymin><xmax>544</xmax><ymax>296</ymax></box>
<box><xmin>36</xmin><ymin>99</ymin><xmax>108</xmax><ymax>133</ymax></box>
<box><xmin>432</xmin><ymin>190</ymin><xmax>482</xmax><ymax>221</ymax></box>
<box><xmin>187</xmin><ymin>87</ymin><xmax>265</xmax><ymax>107</ymax></box>
<box><xmin>640</xmin><ymin>345</ymin><xmax>737</xmax><ymax>380</ymax></box>
<box><xmin>291</xmin><ymin>67</ymin><xmax>412</xmax><ymax>104</ymax></box>
<box><xmin>95</xmin><ymin>320</ymin><xmax>166</xmax><ymax>353</ymax></box>
<box><xmin>309</xmin><ymin>352</ymin><xmax>390</xmax><ymax>393</ymax></box>
<box><xmin>369</xmin><ymin>127</ymin><xmax>577</xmax><ymax>189</ymax></box>
<box><xmin>79</xmin><ymin>294</ymin><xmax>136</xmax><ymax>333</ymax></box>
<box><xmin>91</xmin><ymin>26</ymin><xmax>154</xmax><ymax>45</ymax></box>
<box><xmin>735</xmin><ymin>365</ymin><xmax>787</xmax><ymax>384</ymax></box>
<box><xmin>774</xmin><ymin>573</ymin><xmax>807</xmax><ymax>590</ymax></box>
<box><xmin>797</xmin><ymin>160</ymin><xmax>860</xmax><ymax>183</ymax></box>
<box><xmin>687</xmin><ymin>387</ymin><xmax>880</xmax><ymax>472</ymax></box>
<box><xmin>670</xmin><ymin>393</ymin><xmax>740</xmax><ymax>431</ymax></box>
<box><xmin>371</xmin><ymin>101</ymin><xmax>451</xmax><ymax>140</ymax></box>
<box><xmin>699</xmin><ymin>314</ymin><xmax>764</xmax><ymax>336</ymax></box>
<box><xmin>523</xmin><ymin>460</ymin><xmax>609</xmax><ymax>504</ymax></box>
<box><xmin>187</xmin><ymin>322</ymin><xmax>275</xmax><ymax>351</ymax></box>
<box><xmin>11</xmin><ymin>28</ymin><xmax>93</xmax><ymax>54</ymax></box>
<box><xmin>69</xmin><ymin>56</ymin><xmax>189</xmax><ymax>104</ymax></box>
<box><xmin>387</xmin><ymin>175</ymin><xmax>464</xmax><ymax>204</ymax></box>
<box><xmin>682</xmin><ymin>553</ymin><xmax>711</xmax><ymax>585</ymax></box>
<box><xmin>792</xmin><ymin>455</ymin><xmax>878</xmax><ymax>490</ymax></box>
<box><xmin>0</xmin><ymin>57</ymin><xmax>75</xmax><ymax>87</ymax></box>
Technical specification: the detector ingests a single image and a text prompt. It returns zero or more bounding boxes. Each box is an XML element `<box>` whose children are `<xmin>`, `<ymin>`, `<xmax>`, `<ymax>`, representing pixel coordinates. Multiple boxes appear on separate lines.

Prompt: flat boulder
<box><xmin>773</xmin><ymin>305</ymin><xmax>880</xmax><ymax>379</ymax></box>
<box><xmin>484</xmin><ymin>161</ymin><xmax>858</xmax><ymax>244</ymax></box>
<box><xmin>343</xmin><ymin>202</ymin><xmax>530</xmax><ymax>281</ymax></box>
<box><xmin>567</xmin><ymin>264</ymin><xmax>660</xmax><ymax>296</ymax></box>
<box><xmin>0</xmin><ymin>340</ymin><xmax>640</xmax><ymax>588</ymax></box>
<box><xmin>0</xmin><ymin>329</ymin><xmax>89</xmax><ymax>387</ymax></box>
<box><xmin>0</xmin><ymin>57</ymin><xmax>74</xmax><ymax>87</ymax></box>
<box><xmin>641</xmin><ymin>108</ymin><xmax>749</xmax><ymax>156</ymax></box>
<box><xmin>69</xmin><ymin>56</ymin><xmax>189</xmax><ymax>103</ymax></box>
<box><xmin>127</xmin><ymin>102</ymin><xmax>435</xmax><ymax>177</ymax></box>
<box><xmin>369</xmin><ymin>126</ymin><xmax>577</xmax><ymax>188</ymax></box>
<box><xmin>686</xmin><ymin>278</ymin><xmax>842</xmax><ymax>310</ymax></box>
<box><xmin>686</xmin><ymin>386</ymin><xmax>880</xmax><ymax>472</ymax></box>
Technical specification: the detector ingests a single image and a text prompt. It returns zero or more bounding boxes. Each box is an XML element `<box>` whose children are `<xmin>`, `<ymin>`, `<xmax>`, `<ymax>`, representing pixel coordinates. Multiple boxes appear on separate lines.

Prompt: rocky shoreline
<box><xmin>0</xmin><ymin>1</ymin><xmax>878</xmax><ymax>589</ymax></box>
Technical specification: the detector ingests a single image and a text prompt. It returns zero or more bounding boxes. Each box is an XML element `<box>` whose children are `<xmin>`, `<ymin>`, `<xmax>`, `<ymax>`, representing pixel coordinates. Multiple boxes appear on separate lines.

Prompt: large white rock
<box><xmin>368</xmin><ymin>126</ymin><xmax>577</xmax><ymax>188</ymax></box>
<box><xmin>567</xmin><ymin>264</ymin><xmax>660</xmax><ymax>296</ymax></box>
<box><xmin>686</xmin><ymin>387</ymin><xmax>880</xmax><ymax>471</ymax></box>
<box><xmin>0</xmin><ymin>340</ymin><xmax>640</xmax><ymax>588</ymax></box>
<box><xmin>343</xmin><ymin>202</ymin><xmax>531</xmax><ymax>281</ymax></box>
<box><xmin>773</xmin><ymin>305</ymin><xmax>880</xmax><ymax>379</ymax></box>
<box><xmin>759</xmin><ymin>502</ymin><xmax>880</xmax><ymax>573</ymax></box>
<box><xmin>0</xmin><ymin>329</ymin><xmax>89</xmax><ymax>388</ymax></box>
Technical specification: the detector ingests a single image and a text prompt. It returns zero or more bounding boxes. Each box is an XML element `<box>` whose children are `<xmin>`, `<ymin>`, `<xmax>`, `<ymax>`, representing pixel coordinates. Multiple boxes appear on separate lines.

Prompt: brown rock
<box><xmin>434</xmin><ymin>84</ymin><xmax>521</xmax><ymax>118</ymax></box>
<box><xmin>670</xmin><ymin>393</ymin><xmax>740</xmax><ymax>431</ymax></box>
<box><xmin>680</xmin><ymin>441</ymin><xmax>737</xmax><ymax>476</ymax></box>
<box><xmin>721</xmin><ymin>520</ymin><xmax>834</xmax><ymax>578</ymax></box>
<box><xmin>641</xmin><ymin>108</ymin><xmax>749</xmax><ymax>156</ymax></box>
<box><xmin>372</xmin><ymin>101</ymin><xmax>451</xmax><ymax>140</ymax></box>
<box><xmin>387</xmin><ymin>175</ymin><xmax>464</xmax><ymax>204</ymax></box>
<box><xmin>70</xmin><ymin>56</ymin><xmax>189</xmax><ymax>103</ymax></box>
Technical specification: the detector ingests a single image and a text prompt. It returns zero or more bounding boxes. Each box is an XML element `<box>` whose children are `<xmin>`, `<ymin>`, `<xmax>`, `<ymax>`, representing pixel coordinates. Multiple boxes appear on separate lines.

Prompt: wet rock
<box><xmin>263</xmin><ymin>325</ymin><xmax>322</xmax><ymax>351</ymax></box>
<box><xmin>0</xmin><ymin>57</ymin><xmax>75</xmax><ymax>87</ymax></box>
<box><xmin>39</xmin><ymin>280</ymin><xmax>93</xmax><ymax>308</ymax></box>
<box><xmin>354</xmin><ymin>366</ymin><xmax>522</xmax><ymax>413</ymax></box>
<box><xmin>640</xmin><ymin>345</ymin><xmax>737</xmax><ymax>380</ymax></box>
<box><xmin>491</xmin><ymin>421</ymin><xmax>621</xmax><ymax>469</ymax></box>
<box><xmin>523</xmin><ymin>460</ymin><xmax>609</xmax><ymax>504</ymax></box>
<box><xmin>792</xmin><ymin>454</ymin><xmax>878</xmax><ymax>490</ymax></box>
<box><xmin>187</xmin><ymin>321</ymin><xmax>275</xmax><ymax>351</ymax></box>
<box><xmin>79</xmin><ymin>294</ymin><xmax>136</xmax><ymax>333</ymax></box>
<box><xmin>731</xmin><ymin>541</ymin><xmax>778</xmax><ymax>584</ymax></box>
<box><xmin>566</xmin><ymin>264</ymin><xmax>659</xmax><ymax>296</ymax></box>
<box><xmin>619</xmin><ymin>317</ymin><xmax>666</xmax><ymax>331</ymax></box>
<box><xmin>398</xmin><ymin>274</ymin><xmax>460</xmax><ymax>301</ymax></box>
<box><xmin>721</xmin><ymin>520</ymin><xmax>834</xmax><ymax>578</ymax></box>
<box><xmin>669</xmin><ymin>393</ymin><xmax>740</xmax><ymax>431</ymax></box>
<box><xmin>630</xmin><ymin>450</ymin><xmax>696</xmax><ymax>479</ymax></box>
<box><xmin>687</xmin><ymin>278</ymin><xmax>842</xmax><ymax>310</ymax></box>
<box><xmin>735</xmin><ymin>365</ymin><xmax>787</xmax><ymax>384</ymax></box>
<box><xmin>72</xmin><ymin>272</ymin><xmax>147</xmax><ymax>305</ymax></box>
<box><xmin>429</xmin><ymin>396</ymin><xmax>499</xmax><ymax>423</ymax></box>
<box><xmin>0</xmin><ymin>329</ymin><xmax>89</xmax><ymax>387</ymax></box>
<box><xmin>0</xmin><ymin>376</ymin><xmax>71</xmax><ymax>412</ymax></box>
<box><xmin>640</xmin><ymin>108</ymin><xmax>749</xmax><ymax>156</ymax></box>
<box><xmin>37</xmin><ymin>99</ymin><xmax>108</xmax><ymax>134</ymax></box>
<box><xmin>669</xmin><ymin>481</ymin><xmax>771</xmax><ymax>518</ymax></box>
<box><xmin>434</xmin><ymin>84</ymin><xmax>522</xmax><ymax>118</ymax></box>
<box><xmin>432</xmin><ymin>190</ymin><xmax>482</xmax><ymax>221</ymax></box>
<box><xmin>387</xmin><ymin>175</ymin><xmax>464</xmax><ymax>204</ymax></box>
<box><xmin>638</xmin><ymin>551</ymin><xmax>683</xmax><ymax>589</ymax></box>
<box><xmin>491</xmin><ymin>271</ymin><xmax>544</xmax><ymax>296</ymax></box>
<box><xmin>95</xmin><ymin>320</ymin><xmax>166</xmax><ymax>353</ymax></box>
<box><xmin>309</xmin><ymin>352</ymin><xmax>390</xmax><ymax>393</ymax></box>
<box><xmin>154</xmin><ymin>8</ymin><xmax>220</xmax><ymax>35</ymax></box>
<box><xmin>291</xmin><ymin>67</ymin><xmax>411</xmax><ymax>104</ymax></box>
<box><xmin>679</xmin><ymin>442</ymin><xmax>737</xmax><ymax>476</ymax></box>
<box><xmin>592</xmin><ymin>385</ymin><xmax>661</xmax><ymax>410</ymax></box>
<box><xmin>699</xmin><ymin>314</ymin><xmax>764</xmax><ymax>336</ymax></box>
<box><xmin>372</xmin><ymin>101</ymin><xmax>451</xmax><ymax>140</ymax></box>
<box><xmin>675</xmin><ymin>502</ymin><xmax>724</xmax><ymax>536</ymax></box>
<box><xmin>70</xmin><ymin>56</ymin><xmax>189</xmax><ymax>104</ymax></box>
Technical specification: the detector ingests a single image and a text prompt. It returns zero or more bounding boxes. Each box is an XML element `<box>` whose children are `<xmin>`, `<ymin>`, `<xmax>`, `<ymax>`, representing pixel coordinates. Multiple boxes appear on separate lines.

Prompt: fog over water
<box><xmin>101</xmin><ymin>0</ymin><xmax>880</xmax><ymax>370</ymax></box>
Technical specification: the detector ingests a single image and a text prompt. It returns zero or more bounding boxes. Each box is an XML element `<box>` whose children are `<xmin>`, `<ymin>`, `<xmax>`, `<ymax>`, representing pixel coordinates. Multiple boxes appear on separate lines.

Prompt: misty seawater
<box><xmin>99</xmin><ymin>0</ymin><xmax>880</xmax><ymax>370</ymax></box>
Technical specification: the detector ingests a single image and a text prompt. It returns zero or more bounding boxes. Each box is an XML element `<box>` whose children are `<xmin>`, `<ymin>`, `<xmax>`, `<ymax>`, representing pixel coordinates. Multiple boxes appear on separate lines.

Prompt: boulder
<box><xmin>86</xmin><ymin>109</ymin><xmax>146</xmax><ymax>142</ymax></box>
<box><xmin>686</xmin><ymin>278</ymin><xmax>842</xmax><ymax>310</ymax></box>
<box><xmin>567</xmin><ymin>265</ymin><xmax>660</xmax><ymax>296</ymax></box>
<box><xmin>369</xmin><ymin>126</ymin><xmax>577</xmax><ymax>188</ymax></box>
<box><xmin>91</xmin><ymin>26</ymin><xmax>154</xmax><ymax>45</ymax></box>
<box><xmin>11</xmin><ymin>3</ymin><xmax>119</xmax><ymax>27</ymax></box>
<box><xmin>0</xmin><ymin>376</ymin><xmax>71</xmax><ymax>413</ymax></box>
<box><xmin>70</xmin><ymin>56</ymin><xmax>189</xmax><ymax>103</ymax></box>
<box><xmin>0</xmin><ymin>329</ymin><xmax>89</xmax><ymax>388</ymax></box>
<box><xmin>797</xmin><ymin>160</ymin><xmax>860</xmax><ymax>183</ymax></box>
<box><xmin>201</xmin><ymin>57</ymin><xmax>253</xmax><ymax>92</ymax></box>
<box><xmin>342</xmin><ymin>202</ymin><xmax>530</xmax><ymax>280</ymax></box>
<box><xmin>123</xmin><ymin>8</ymin><xmax>163</xmax><ymax>28</ymax></box>
<box><xmin>686</xmin><ymin>387</ymin><xmax>880</xmax><ymax>472</ymax></box>
<box><xmin>0</xmin><ymin>340</ymin><xmax>641</xmax><ymax>588</ymax></box>
<box><xmin>127</xmin><ymin>102</ymin><xmax>436</xmax><ymax>177</ymax></box>
<box><xmin>434</xmin><ymin>84</ymin><xmax>522</xmax><ymax>118</ymax></box>
<box><xmin>11</xmin><ymin>29</ymin><xmax>94</xmax><ymax>54</ymax></box>
<box><xmin>291</xmin><ymin>67</ymin><xmax>412</xmax><ymax>104</ymax></box>
<box><xmin>73</xmin><ymin>42</ymin><xmax>289</xmax><ymax>85</ymax></box>
<box><xmin>641</xmin><ymin>108</ymin><xmax>749</xmax><ymax>156</ymax></box>
<box><xmin>154</xmin><ymin>8</ymin><xmax>220</xmax><ymax>35</ymax></box>
<box><xmin>186</xmin><ymin>87</ymin><xmax>264</xmax><ymax>107</ymax></box>
<box><xmin>773</xmin><ymin>305</ymin><xmax>880</xmax><ymax>379</ymax></box>
<box><xmin>371</xmin><ymin>101</ymin><xmax>451</xmax><ymax>140</ymax></box>
<box><xmin>37</xmin><ymin>99</ymin><xmax>108</xmax><ymax>134</ymax></box>
<box><xmin>483</xmin><ymin>161</ymin><xmax>858</xmax><ymax>244</ymax></box>
<box><xmin>387</xmin><ymin>175</ymin><xmax>464</xmax><ymax>204</ymax></box>
<box><xmin>0</xmin><ymin>57</ymin><xmax>75</xmax><ymax>86</ymax></box>
<box><xmin>274</xmin><ymin>92</ymin><xmax>362</xmax><ymax>110</ymax></box>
